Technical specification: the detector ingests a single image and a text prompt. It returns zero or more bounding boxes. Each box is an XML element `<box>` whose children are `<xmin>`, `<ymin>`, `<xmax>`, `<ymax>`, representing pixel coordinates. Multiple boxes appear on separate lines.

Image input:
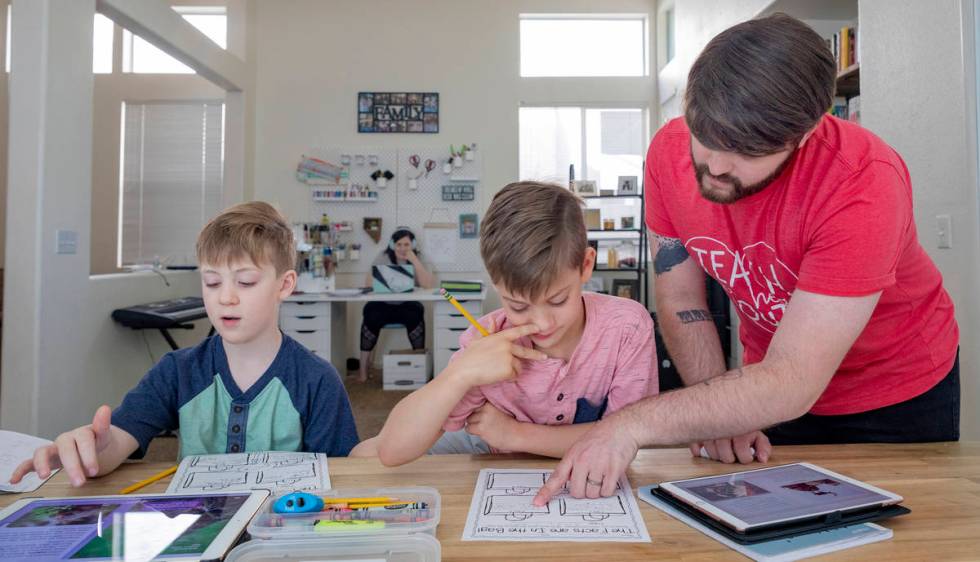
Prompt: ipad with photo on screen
<box><xmin>658</xmin><ymin>462</ymin><xmax>902</xmax><ymax>533</ymax></box>
<box><xmin>0</xmin><ymin>490</ymin><xmax>268</xmax><ymax>562</ymax></box>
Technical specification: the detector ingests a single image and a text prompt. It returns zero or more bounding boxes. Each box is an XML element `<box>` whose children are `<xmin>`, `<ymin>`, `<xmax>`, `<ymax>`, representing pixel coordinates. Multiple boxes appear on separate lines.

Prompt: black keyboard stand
<box><xmin>159</xmin><ymin>324</ymin><xmax>216</xmax><ymax>351</ymax></box>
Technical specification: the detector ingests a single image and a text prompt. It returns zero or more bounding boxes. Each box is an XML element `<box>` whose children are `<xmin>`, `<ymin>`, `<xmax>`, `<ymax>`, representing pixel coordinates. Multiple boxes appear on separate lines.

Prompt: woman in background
<box><xmin>358</xmin><ymin>228</ymin><xmax>435</xmax><ymax>382</ymax></box>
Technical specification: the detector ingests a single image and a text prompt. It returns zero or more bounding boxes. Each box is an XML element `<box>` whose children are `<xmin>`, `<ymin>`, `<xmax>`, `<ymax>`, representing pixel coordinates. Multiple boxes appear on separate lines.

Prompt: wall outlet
<box><xmin>936</xmin><ymin>214</ymin><xmax>952</xmax><ymax>249</ymax></box>
<box><xmin>56</xmin><ymin>229</ymin><xmax>78</xmax><ymax>255</ymax></box>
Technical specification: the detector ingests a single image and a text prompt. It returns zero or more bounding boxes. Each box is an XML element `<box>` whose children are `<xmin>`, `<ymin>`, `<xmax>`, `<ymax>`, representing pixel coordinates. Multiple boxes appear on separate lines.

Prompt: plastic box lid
<box><xmin>248</xmin><ymin>487</ymin><xmax>440</xmax><ymax>540</ymax></box>
<box><xmin>226</xmin><ymin>534</ymin><xmax>441</xmax><ymax>562</ymax></box>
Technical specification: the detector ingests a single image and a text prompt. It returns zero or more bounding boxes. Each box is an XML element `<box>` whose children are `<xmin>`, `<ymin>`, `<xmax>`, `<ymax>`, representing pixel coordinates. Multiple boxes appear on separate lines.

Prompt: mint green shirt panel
<box><xmin>178</xmin><ymin>375</ymin><xmax>231</xmax><ymax>458</ymax></box>
<box><xmin>242</xmin><ymin>377</ymin><xmax>303</xmax><ymax>453</ymax></box>
<box><xmin>177</xmin><ymin>375</ymin><xmax>303</xmax><ymax>458</ymax></box>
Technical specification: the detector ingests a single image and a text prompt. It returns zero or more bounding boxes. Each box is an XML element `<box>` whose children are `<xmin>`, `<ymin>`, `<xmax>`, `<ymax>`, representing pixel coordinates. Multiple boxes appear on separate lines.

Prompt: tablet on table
<box><xmin>0</xmin><ymin>490</ymin><xmax>268</xmax><ymax>562</ymax></box>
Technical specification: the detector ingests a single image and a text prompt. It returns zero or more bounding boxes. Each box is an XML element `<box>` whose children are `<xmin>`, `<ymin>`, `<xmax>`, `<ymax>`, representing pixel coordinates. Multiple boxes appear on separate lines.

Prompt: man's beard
<box><xmin>692</xmin><ymin>150</ymin><xmax>795</xmax><ymax>204</ymax></box>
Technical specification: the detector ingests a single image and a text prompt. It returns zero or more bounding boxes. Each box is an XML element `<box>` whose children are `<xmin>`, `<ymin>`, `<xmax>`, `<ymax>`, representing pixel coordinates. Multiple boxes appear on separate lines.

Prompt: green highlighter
<box><xmin>314</xmin><ymin>519</ymin><xmax>386</xmax><ymax>532</ymax></box>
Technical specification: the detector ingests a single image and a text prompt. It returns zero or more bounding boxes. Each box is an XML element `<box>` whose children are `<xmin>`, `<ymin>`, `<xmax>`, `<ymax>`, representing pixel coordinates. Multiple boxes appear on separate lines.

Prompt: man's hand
<box><xmin>533</xmin><ymin>417</ymin><xmax>639</xmax><ymax>506</ymax></box>
<box><xmin>447</xmin><ymin>317</ymin><xmax>547</xmax><ymax>388</ymax></box>
<box><xmin>9</xmin><ymin>405</ymin><xmax>115</xmax><ymax>487</ymax></box>
<box><xmin>689</xmin><ymin>431</ymin><xmax>771</xmax><ymax>464</ymax></box>
<box><xmin>465</xmin><ymin>403</ymin><xmax>519</xmax><ymax>450</ymax></box>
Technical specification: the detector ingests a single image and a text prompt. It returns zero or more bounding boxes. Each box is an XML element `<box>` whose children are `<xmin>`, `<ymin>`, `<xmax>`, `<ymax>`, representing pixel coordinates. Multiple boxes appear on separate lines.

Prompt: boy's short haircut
<box><xmin>481</xmin><ymin>181</ymin><xmax>586</xmax><ymax>300</ymax></box>
<box><xmin>196</xmin><ymin>201</ymin><xmax>295</xmax><ymax>275</ymax></box>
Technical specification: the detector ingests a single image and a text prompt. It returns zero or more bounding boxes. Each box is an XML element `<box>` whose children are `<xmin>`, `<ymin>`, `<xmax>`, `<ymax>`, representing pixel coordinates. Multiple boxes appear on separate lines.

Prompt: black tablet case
<box><xmin>641</xmin><ymin>484</ymin><xmax>910</xmax><ymax>544</ymax></box>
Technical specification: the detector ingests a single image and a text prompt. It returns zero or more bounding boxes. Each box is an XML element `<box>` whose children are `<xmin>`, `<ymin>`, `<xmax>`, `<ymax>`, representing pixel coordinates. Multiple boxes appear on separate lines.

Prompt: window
<box><xmin>119</xmin><ymin>101</ymin><xmax>224</xmax><ymax>267</ymax></box>
<box><xmin>122</xmin><ymin>6</ymin><xmax>226</xmax><ymax>74</ymax></box>
<box><xmin>665</xmin><ymin>8</ymin><xmax>675</xmax><ymax>64</ymax></box>
<box><xmin>520</xmin><ymin>15</ymin><xmax>647</xmax><ymax>77</ymax></box>
<box><xmin>520</xmin><ymin>106</ymin><xmax>645</xmax><ymax>190</ymax></box>
<box><xmin>5</xmin><ymin>8</ymin><xmax>114</xmax><ymax>73</ymax></box>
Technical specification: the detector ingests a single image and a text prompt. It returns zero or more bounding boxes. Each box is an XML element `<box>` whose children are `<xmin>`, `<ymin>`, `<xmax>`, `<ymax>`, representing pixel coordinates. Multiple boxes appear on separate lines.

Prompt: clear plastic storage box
<box><xmin>225</xmin><ymin>534</ymin><xmax>441</xmax><ymax>562</ymax></box>
<box><xmin>247</xmin><ymin>487</ymin><xmax>441</xmax><ymax>540</ymax></box>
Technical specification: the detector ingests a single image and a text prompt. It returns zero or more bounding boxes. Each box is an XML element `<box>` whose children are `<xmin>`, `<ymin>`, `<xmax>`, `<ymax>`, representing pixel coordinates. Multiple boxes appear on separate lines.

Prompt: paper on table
<box><xmin>165</xmin><ymin>452</ymin><xmax>330</xmax><ymax>494</ymax></box>
<box><xmin>462</xmin><ymin>468</ymin><xmax>651</xmax><ymax>542</ymax></box>
<box><xmin>637</xmin><ymin>485</ymin><xmax>892</xmax><ymax>561</ymax></box>
<box><xmin>0</xmin><ymin>430</ymin><xmax>58</xmax><ymax>493</ymax></box>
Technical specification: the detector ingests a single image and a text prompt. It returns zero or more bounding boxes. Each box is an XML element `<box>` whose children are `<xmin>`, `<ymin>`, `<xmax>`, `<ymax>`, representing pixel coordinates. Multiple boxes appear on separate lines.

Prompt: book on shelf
<box><xmin>831</xmin><ymin>24</ymin><xmax>859</xmax><ymax>72</ymax></box>
<box><xmin>830</xmin><ymin>96</ymin><xmax>849</xmax><ymax>120</ymax></box>
<box><xmin>847</xmin><ymin>96</ymin><xmax>861</xmax><ymax>124</ymax></box>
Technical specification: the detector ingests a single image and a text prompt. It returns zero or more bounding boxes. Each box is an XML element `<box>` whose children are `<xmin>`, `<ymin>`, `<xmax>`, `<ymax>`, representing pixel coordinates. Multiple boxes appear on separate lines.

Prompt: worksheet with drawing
<box><xmin>165</xmin><ymin>452</ymin><xmax>330</xmax><ymax>494</ymax></box>
<box><xmin>462</xmin><ymin>469</ymin><xmax>651</xmax><ymax>542</ymax></box>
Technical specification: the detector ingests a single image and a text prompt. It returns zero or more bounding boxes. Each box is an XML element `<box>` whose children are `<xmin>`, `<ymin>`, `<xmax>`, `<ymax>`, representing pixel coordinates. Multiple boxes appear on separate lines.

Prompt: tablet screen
<box><xmin>661</xmin><ymin>463</ymin><xmax>898</xmax><ymax>530</ymax></box>
<box><xmin>0</xmin><ymin>493</ymin><xmax>251</xmax><ymax>561</ymax></box>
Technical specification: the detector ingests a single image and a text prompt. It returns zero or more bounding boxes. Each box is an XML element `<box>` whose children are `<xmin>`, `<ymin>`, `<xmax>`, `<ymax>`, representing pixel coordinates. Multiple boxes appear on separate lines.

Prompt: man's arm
<box><xmin>535</xmin><ymin>288</ymin><xmax>881</xmax><ymax>503</ymax></box>
<box><xmin>652</xmin><ymin>231</ymin><xmax>727</xmax><ymax>385</ymax></box>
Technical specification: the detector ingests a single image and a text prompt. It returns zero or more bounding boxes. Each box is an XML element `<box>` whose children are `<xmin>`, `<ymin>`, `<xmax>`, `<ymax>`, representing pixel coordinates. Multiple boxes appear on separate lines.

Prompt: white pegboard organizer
<box><xmin>301</xmin><ymin>146</ymin><xmax>483</xmax><ymax>273</ymax></box>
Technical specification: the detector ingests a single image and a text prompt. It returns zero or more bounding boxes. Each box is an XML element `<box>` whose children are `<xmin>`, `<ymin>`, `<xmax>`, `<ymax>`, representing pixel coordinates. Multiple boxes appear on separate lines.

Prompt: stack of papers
<box><xmin>0</xmin><ymin>430</ymin><xmax>58</xmax><ymax>493</ymax></box>
<box><xmin>165</xmin><ymin>452</ymin><xmax>330</xmax><ymax>494</ymax></box>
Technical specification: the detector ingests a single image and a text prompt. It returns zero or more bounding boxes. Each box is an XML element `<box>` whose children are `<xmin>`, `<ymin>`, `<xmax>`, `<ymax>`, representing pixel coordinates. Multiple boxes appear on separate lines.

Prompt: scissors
<box><xmin>424</xmin><ymin>159</ymin><xmax>436</xmax><ymax>177</ymax></box>
<box><xmin>408</xmin><ymin>154</ymin><xmax>421</xmax><ymax>169</ymax></box>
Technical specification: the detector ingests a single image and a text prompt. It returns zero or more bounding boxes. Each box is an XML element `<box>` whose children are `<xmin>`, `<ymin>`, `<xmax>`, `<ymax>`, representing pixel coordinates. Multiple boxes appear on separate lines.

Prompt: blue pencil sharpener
<box><xmin>273</xmin><ymin>491</ymin><xmax>324</xmax><ymax>514</ymax></box>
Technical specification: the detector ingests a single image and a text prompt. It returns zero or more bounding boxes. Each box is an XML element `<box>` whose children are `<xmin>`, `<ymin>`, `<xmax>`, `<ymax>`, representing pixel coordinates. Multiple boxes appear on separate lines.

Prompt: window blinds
<box><xmin>119</xmin><ymin>101</ymin><xmax>224</xmax><ymax>267</ymax></box>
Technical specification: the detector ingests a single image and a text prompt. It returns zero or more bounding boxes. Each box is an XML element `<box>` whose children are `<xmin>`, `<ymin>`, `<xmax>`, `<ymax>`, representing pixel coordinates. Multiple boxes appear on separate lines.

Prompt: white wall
<box><xmin>249</xmin><ymin>0</ymin><xmax>658</xmax><ymax>357</ymax></box>
<box><xmin>859</xmin><ymin>0</ymin><xmax>980</xmax><ymax>438</ymax></box>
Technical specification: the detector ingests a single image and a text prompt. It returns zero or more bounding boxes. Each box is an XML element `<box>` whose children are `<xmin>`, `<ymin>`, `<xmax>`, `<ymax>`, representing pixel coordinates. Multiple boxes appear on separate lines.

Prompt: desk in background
<box><xmin>280</xmin><ymin>289</ymin><xmax>487</xmax><ymax>375</ymax></box>
<box><xmin>4</xmin><ymin>443</ymin><xmax>978</xmax><ymax>560</ymax></box>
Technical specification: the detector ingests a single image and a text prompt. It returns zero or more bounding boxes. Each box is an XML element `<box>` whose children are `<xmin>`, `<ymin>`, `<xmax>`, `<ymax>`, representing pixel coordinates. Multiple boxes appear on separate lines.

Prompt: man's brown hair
<box><xmin>685</xmin><ymin>13</ymin><xmax>836</xmax><ymax>156</ymax></box>
<box><xmin>196</xmin><ymin>201</ymin><xmax>295</xmax><ymax>275</ymax></box>
<box><xmin>481</xmin><ymin>181</ymin><xmax>587</xmax><ymax>300</ymax></box>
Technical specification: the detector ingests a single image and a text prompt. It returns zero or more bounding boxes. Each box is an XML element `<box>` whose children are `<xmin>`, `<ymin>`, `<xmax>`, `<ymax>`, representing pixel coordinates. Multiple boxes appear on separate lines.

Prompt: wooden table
<box><xmin>3</xmin><ymin>443</ymin><xmax>979</xmax><ymax>560</ymax></box>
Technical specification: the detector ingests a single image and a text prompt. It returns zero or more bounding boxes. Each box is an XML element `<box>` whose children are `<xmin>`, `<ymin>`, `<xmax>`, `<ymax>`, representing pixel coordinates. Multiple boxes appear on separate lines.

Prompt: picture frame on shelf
<box><xmin>617</xmin><ymin>175</ymin><xmax>639</xmax><ymax>195</ymax></box>
<box><xmin>611</xmin><ymin>278</ymin><xmax>640</xmax><ymax>302</ymax></box>
<box><xmin>571</xmin><ymin>180</ymin><xmax>597</xmax><ymax>197</ymax></box>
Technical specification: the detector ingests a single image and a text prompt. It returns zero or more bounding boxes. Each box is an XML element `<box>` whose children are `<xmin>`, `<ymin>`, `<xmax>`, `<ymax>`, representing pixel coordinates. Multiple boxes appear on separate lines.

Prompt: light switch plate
<box><xmin>56</xmin><ymin>229</ymin><xmax>78</xmax><ymax>255</ymax></box>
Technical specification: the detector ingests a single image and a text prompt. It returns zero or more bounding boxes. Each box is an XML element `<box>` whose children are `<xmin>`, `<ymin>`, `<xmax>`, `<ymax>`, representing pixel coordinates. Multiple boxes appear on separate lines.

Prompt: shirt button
<box><xmin>233</xmin><ymin>405</ymin><xmax>243</xmax><ymax>414</ymax></box>
<box><xmin>556</xmin><ymin>414</ymin><xmax>564</xmax><ymax>421</ymax></box>
<box><xmin>557</xmin><ymin>393</ymin><xmax>564</xmax><ymax>401</ymax></box>
<box><xmin>231</xmin><ymin>443</ymin><xmax>240</xmax><ymax>452</ymax></box>
<box><xmin>232</xmin><ymin>424</ymin><xmax>241</xmax><ymax>433</ymax></box>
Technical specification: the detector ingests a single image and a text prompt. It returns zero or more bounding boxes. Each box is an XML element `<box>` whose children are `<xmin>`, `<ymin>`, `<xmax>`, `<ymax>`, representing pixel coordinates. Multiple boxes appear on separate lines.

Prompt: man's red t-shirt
<box><xmin>645</xmin><ymin>116</ymin><xmax>958</xmax><ymax>415</ymax></box>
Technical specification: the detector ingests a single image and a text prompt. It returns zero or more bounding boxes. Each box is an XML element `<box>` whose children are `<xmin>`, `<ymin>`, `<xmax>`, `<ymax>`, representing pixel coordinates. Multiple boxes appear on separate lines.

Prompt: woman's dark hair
<box><xmin>684</xmin><ymin>13</ymin><xmax>836</xmax><ymax>156</ymax></box>
<box><xmin>385</xmin><ymin>228</ymin><xmax>419</xmax><ymax>263</ymax></box>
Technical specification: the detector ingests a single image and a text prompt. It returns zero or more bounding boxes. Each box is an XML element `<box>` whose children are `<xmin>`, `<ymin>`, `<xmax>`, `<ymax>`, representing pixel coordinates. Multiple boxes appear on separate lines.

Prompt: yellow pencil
<box><xmin>118</xmin><ymin>465</ymin><xmax>178</xmax><ymax>494</ymax></box>
<box><xmin>440</xmin><ymin>289</ymin><xmax>489</xmax><ymax>336</ymax></box>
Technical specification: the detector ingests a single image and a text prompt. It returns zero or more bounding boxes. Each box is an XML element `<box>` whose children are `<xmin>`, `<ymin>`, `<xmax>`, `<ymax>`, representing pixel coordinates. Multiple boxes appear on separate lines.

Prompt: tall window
<box><xmin>520</xmin><ymin>15</ymin><xmax>648</xmax><ymax>77</ymax></box>
<box><xmin>122</xmin><ymin>6</ymin><xmax>227</xmax><ymax>74</ymax></box>
<box><xmin>118</xmin><ymin>101</ymin><xmax>224</xmax><ymax>267</ymax></box>
<box><xmin>5</xmin><ymin>8</ymin><xmax>113</xmax><ymax>73</ymax></box>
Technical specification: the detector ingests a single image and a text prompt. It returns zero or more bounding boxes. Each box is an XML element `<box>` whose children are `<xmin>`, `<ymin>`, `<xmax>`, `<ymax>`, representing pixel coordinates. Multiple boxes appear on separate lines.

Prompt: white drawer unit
<box><xmin>281</xmin><ymin>301</ymin><xmax>331</xmax><ymax>317</ymax></box>
<box><xmin>383</xmin><ymin>350</ymin><xmax>430</xmax><ymax>391</ymax></box>
<box><xmin>285</xmin><ymin>329</ymin><xmax>327</xmax><ymax>353</ymax></box>
<box><xmin>432</xmin><ymin>297</ymin><xmax>483</xmax><ymax>376</ymax></box>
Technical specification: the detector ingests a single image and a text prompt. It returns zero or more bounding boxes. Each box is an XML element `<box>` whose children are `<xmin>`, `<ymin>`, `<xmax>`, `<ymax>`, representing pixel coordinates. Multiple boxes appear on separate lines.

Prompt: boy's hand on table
<box><xmin>447</xmin><ymin>317</ymin><xmax>547</xmax><ymax>388</ymax></box>
<box><xmin>465</xmin><ymin>403</ymin><xmax>519</xmax><ymax>450</ymax></box>
<box><xmin>9</xmin><ymin>405</ymin><xmax>115</xmax><ymax>487</ymax></box>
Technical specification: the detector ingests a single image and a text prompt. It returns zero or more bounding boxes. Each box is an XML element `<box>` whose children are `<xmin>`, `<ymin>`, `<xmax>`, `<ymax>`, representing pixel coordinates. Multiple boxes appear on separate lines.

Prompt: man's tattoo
<box><xmin>703</xmin><ymin>368</ymin><xmax>744</xmax><ymax>386</ymax></box>
<box><xmin>676</xmin><ymin>309</ymin><xmax>712</xmax><ymax>324</ymax></box>
<box><xmin>653</xmin><ymin>235</ymin><xmax>690</xmax><ymax>275</ymax></box>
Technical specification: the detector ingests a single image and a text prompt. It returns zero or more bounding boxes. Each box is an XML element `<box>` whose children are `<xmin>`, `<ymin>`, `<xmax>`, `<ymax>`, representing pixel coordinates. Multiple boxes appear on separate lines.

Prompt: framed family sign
<box><xmin>358</xmin><ymin>92</ymin><xmax>439</xmax><ymax>133</ymax></box>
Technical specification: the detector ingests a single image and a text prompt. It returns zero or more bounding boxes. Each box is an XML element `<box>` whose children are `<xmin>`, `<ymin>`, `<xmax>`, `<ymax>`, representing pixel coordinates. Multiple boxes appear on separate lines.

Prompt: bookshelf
<box><xmin>583</xmin><ymin>192</ymin><xmax>649</xmax><ymax>306</ymax></box>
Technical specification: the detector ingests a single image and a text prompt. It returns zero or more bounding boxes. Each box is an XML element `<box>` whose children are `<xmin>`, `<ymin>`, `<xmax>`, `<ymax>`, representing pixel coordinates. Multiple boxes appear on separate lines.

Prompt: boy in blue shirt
<box><xmin>10</xmin><ymin>202</ymin><xmax>358</xmax><ymax>488</ymax></box>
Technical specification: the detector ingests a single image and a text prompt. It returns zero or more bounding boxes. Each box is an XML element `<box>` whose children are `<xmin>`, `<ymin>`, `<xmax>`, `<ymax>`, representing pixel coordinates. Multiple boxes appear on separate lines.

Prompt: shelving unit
<box><xmin>583</xmin><ymin>192</ymin><xmax>648</xmax><ymax>306</ymax></box>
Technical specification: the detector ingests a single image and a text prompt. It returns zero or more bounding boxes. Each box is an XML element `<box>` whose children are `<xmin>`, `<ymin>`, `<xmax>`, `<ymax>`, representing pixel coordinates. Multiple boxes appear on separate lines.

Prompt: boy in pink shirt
<box><xmin>353</xmin><ymin>181</ymin><xmax>658</xmax><ymax>464</ymax></box>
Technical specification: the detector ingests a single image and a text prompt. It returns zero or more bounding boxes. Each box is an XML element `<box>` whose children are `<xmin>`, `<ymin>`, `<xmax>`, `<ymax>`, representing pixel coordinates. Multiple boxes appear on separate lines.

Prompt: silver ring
<box><xmin>586</xmin><ymin>477</ymin><xmax>603</xmax><ymax>487</ymax></box>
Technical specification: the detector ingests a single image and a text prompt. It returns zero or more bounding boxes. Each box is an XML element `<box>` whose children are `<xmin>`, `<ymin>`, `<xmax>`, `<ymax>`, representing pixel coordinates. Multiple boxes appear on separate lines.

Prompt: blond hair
<box><xmin>480</xmin><ymin>181</ymin><xmax>586</xmax><ymax>300</ymax></box>
<box><xmin>196</xmin><ymin>201</ymin><xmax>294</xmax><ymax>275</ymax></box>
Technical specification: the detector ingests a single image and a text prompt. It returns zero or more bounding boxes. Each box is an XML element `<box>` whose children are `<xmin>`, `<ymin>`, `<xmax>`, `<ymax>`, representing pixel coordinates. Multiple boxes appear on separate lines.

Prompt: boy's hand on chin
<box><xmin>464</xmin><ymin>403</ymin><xmax>518</xmax><ymax>449</ymax></box>
<box><xmin>448</xmin><ymin>317</ymin><xmax>548</xmax><ymax>387</ymax></box>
